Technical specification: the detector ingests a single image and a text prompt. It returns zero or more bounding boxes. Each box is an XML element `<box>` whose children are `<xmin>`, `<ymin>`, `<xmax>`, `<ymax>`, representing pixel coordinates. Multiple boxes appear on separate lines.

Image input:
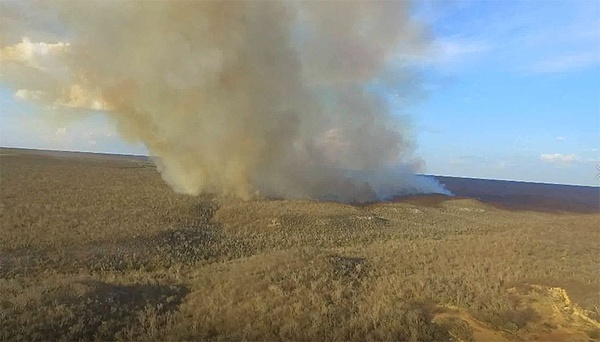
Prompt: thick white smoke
<box><xmin>0</xmin><ymin>1</ymin><xmax>450</xmax><ymax>202</ymax></box>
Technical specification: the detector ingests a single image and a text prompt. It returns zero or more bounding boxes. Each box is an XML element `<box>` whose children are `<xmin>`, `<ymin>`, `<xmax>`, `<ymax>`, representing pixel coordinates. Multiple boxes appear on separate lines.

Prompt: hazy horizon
<box><xmin>1</xmin><ymin>0</ymin><xmax>598</xmax><ymax>189</ymax></box>
<box><xmin>2</xmin><ymin>145</ymin><xmax>597</xmax><ymax>188</ymax></box>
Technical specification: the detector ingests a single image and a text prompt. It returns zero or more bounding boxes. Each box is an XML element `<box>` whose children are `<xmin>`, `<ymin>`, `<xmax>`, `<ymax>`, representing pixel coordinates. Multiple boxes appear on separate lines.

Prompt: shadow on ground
<box><xmin>1</xmin><ymin>281</ymin><xmax>189</xmax><ymax>341</ymax></box>
<box><xmin>0</xmin><ymin>201</ymin><xmax>251</xmax><ymax>276</ymax></box>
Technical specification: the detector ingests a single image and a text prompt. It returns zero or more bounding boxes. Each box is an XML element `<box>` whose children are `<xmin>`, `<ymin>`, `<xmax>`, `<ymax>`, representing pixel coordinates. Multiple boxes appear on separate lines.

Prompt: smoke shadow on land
<box><xmin>2</xmin><ymin>281</ymin><xmax>189</xmax><ymax>341</ymax></box>
<box><xmin>428</xmin><ymin>176</ymin><xmax>599</xmax><ymax>214</ymax></box>
<box><xmin>309</xmin><ymin>169</ymin><xmax>453</xmax><ymax>204</ymax></box>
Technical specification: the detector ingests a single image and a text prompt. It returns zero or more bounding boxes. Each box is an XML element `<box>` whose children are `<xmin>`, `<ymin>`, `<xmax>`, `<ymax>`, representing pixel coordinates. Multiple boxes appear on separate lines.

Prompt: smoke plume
<box><xmin>1</xmin><ymin>0</ymin><xmax>450</xmax><ymax>202</ymax></box>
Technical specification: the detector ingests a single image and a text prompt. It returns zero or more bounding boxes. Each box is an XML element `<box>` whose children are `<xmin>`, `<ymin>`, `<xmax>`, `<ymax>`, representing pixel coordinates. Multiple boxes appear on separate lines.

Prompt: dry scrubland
<box><xmin>0</xmin><ymin>148</ymin><xmax>599</xmax><ymax>341</ymax></box>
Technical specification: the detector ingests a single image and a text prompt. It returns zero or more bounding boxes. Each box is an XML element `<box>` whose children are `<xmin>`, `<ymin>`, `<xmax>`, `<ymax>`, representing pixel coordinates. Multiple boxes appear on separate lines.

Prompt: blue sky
<box><xmin>1</xmin><ymin>0</ymin><xmax>599</xmax><ymax>186</ymax></box>
<box><xmin>410</xmin><ymin>0</ymin><xmax>600</xmax><ymax>186</ymax></box>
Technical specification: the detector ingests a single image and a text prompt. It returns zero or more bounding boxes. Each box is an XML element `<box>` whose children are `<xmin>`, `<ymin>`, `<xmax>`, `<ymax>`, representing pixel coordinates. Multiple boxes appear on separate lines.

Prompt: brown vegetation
<box><xmin>1</xmin><ymin>148</ymin><xmax>599</xmax><ymax>341</ymax></box>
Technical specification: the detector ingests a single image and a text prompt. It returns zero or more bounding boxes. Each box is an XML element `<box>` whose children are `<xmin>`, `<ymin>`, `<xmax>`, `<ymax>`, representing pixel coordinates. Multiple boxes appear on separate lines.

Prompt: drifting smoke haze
<box><xmin>1</xmin><ymin>0</ymin><xmax>450</xmax><ymax>202</ymax></box>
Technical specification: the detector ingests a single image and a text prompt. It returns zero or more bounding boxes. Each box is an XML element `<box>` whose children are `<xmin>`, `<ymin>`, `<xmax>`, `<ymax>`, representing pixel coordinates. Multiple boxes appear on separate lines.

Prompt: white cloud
<box><xmin>555</xmin><ymin>136</ymin><xmax>566</xmax><ymax>142</ymax></box>
<box><xmin>54</xmin><ymin>127</ymin><xmax>67</xmax><ymax>138</ymax></box>
<box><xmin>53</xmin><ymin>84</ymin><xmax>111</xmax><ymax>111</ymax></box>
<box><xmin>448</xmin><ymin>155</ymin><xmax>488</xmax><ymax>165</ymax></box>
<box><xmin>425</xmin><ymin>38</ymin><xmax>491</xmax><ymax>67</ymax></box>
<box><xmin>439</xmin><ymin>39</ymin><xmax>490</xmax><ymax>57</ymax></box>
<box><xmin>417</xmin><ymin>123</ymin><xmax>443</xmax><ymax>134</ymax></box>
<box><xmin>2</xmin><ymin>38</ymin><xmax>110</xmax><ymax>112</ymax></box>
<box><xmin>0</xmin><ymin>37</ymin><xmax>70</xmax><ymax>70</ymax></box>
<box><xmin>14</xmin><ymin>89</ymin><xmax>43</xmax><ymax>101</ymax></box>
<box><xmin>540</xmin><ymin>153</ymin><xmax>578</xmax><ymax>165</ymax></box>
<box><xmin>530</xmin><ymin>51</ymin><xmax>600</xmax><ymax>73</ymax></box>
<box><xmin>449</xmin><ymin>157</ymin><xmax>468</xmax><ymax>165</ymax></box>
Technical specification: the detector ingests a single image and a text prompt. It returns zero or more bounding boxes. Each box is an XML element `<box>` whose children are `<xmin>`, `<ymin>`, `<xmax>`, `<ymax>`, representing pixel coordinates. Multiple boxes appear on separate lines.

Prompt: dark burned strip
<box><xmin>0</xmin><ymin>201</ymin><xmax>250</xmax><ymax>275</ymax></box>
<box><xmin>1</xmin><ymin>280</ymin><xmax>189</xmax><ymax>341</ymax></box>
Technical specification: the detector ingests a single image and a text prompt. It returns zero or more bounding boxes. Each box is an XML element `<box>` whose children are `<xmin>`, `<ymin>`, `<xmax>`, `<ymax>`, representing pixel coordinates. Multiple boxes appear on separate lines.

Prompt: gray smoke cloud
<box><xmin>1</xmin><ymin>0</ymin><xmax>450</xmax><ymax>202</ymax></box>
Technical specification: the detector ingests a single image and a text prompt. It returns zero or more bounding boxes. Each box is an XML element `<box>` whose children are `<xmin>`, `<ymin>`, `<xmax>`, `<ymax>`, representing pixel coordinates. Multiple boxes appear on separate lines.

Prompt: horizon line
<box><xmin>2</xmin><ymin>145</ymin><xmax>599</xmax><ymax>189</ymax></box>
